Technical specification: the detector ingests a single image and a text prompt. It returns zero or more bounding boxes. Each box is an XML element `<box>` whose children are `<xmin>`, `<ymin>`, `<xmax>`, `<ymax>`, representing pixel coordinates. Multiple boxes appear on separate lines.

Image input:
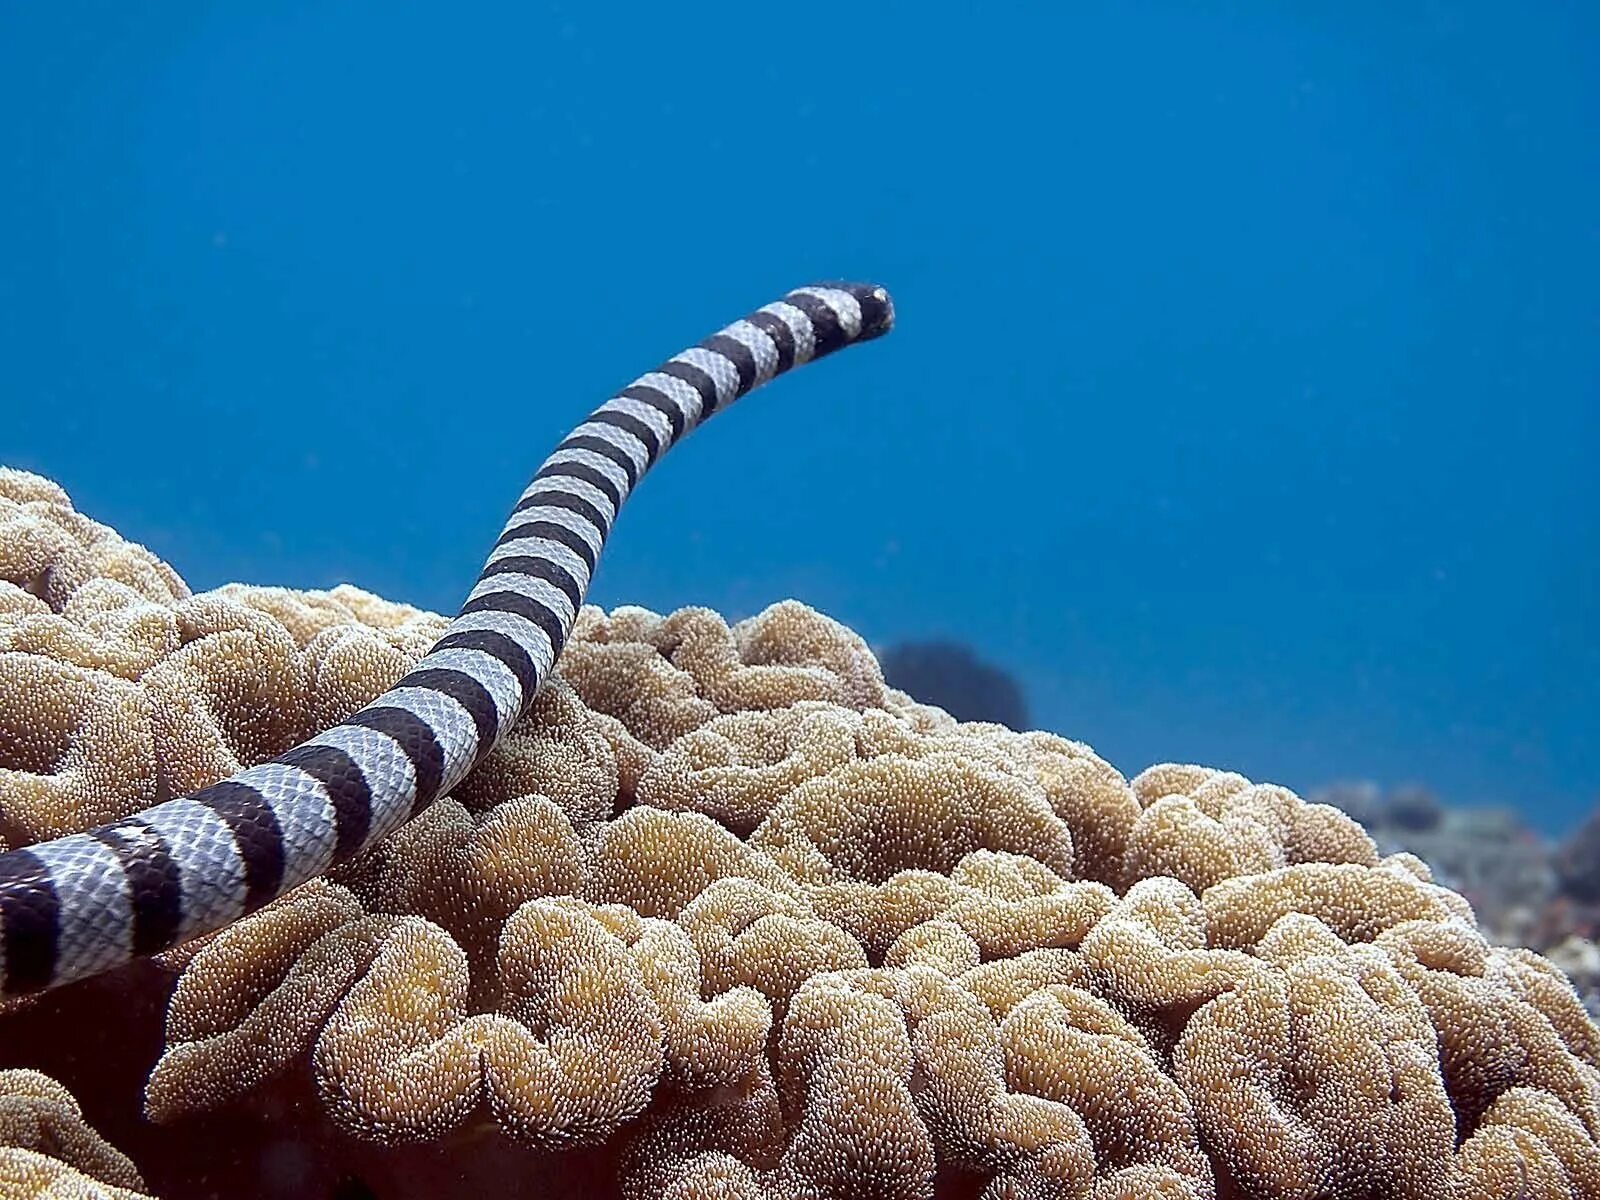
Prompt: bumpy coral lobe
<box><xmin>0</xmin><ymin>1069</ymin><xmax>151</xmax><ymax>1198</ymax></box>
<box><xmin>2</xmin><ymin>468</ymin><xmax>1598</xmax><ymax>1200</ymax></box>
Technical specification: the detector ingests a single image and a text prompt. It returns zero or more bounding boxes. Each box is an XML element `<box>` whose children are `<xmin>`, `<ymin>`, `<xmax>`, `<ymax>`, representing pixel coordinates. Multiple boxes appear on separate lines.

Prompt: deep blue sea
<box><xmin>2</xmin><ymin>4</ymin><xmax>1595</xmax><ymax>831</ymax></box>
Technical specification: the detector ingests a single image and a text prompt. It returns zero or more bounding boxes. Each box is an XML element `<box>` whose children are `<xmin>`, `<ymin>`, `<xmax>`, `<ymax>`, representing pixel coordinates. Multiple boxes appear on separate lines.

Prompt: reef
<box><xmin>1313</xmin><ymin>781</ymin><xmax>1600</xmax><ymax>1021</ymax></box>
<box><xmin>2</xmin><ymin>466</ymin><xmax>1598</xmax><ymax>1199</ymax></box>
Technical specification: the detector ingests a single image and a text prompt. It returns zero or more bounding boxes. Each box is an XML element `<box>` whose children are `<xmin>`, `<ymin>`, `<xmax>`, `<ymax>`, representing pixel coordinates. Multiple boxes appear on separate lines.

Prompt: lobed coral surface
<box><xmin>1</xmin><ymin>466</ymin><xmax>1597</xmax><ymax>1199</ymax></box>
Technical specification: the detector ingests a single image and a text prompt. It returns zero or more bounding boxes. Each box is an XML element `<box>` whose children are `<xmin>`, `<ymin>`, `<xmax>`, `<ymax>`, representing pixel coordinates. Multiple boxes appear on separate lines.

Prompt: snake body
<box><xmin>0</xmin><ymin>282</ymin><xmax>893</xmax><ymax>997</ymax></box>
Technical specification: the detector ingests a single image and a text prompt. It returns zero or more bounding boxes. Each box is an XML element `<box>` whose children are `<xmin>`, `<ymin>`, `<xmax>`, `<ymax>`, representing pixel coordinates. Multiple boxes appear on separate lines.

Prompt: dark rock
<box><xmin>1554</xmin><ymin>805</ymin><xmax>1600</xmax><ymax>904</ymax></box>
<box><xmin>1384</xmin><ymin>784</ymin><xmax>1444</xmax><ymax>833</ymax></box>
<box><xmin>1310</xmin><ymin>781</ymin><xmax>1383</xmax><ymax>829</ymax></box>
<box><xmin>878</xmin><ymin>640</ymin><xmax>1029</xmax><ymax>729</ymax></box>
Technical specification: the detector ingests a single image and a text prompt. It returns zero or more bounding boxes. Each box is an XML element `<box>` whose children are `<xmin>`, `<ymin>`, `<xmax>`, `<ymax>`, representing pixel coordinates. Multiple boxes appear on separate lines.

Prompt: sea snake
<box><xmin>0</xmin><ymin>282</ymin><xmax>894</xmax><ymax>997</ymax></box>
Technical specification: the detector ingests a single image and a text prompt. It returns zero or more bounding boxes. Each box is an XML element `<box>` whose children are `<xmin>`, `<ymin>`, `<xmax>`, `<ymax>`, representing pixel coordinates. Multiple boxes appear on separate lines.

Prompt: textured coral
<box><xmin>3</xmin><ymin>469</ymin><xmax>1599</xmax><ymax>1200</ymax></box>
<box><xmin>1313</xmin><ymin>781</ymin><xmax>1568</xmax><ymax>951</ymax></box>
<box><xmin>0</xmin><ymin>1069</ymin><xmax>151</xmax><ymax>1198</ymax></box>
<box><xmin>0</xmin><ymin>469</ymin><xmax>446</xmax><ymax>847</ymax></box>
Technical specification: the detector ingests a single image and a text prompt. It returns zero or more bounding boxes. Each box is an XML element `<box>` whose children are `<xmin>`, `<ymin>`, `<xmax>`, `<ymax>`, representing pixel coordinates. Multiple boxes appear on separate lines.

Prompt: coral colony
<box><xmin>0</xmin><ymin>285</ymin><xmax>1597</xmax><ymax>1197</ymax></box>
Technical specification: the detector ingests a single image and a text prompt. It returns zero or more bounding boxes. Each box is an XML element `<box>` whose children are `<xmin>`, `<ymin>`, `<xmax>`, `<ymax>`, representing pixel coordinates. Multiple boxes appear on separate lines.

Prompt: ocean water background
<box><xmin>1</xmin><ymin>5</ymin><xmax>1594</xmax><ymax>831</ymax></box>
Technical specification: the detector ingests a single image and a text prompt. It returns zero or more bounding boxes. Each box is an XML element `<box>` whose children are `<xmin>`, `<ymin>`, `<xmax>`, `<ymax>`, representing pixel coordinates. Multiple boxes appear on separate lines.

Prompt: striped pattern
<box><xmin>0</xmin><ymin>282</ymin><xmax>894</xmax><ymax>996</ymax></box>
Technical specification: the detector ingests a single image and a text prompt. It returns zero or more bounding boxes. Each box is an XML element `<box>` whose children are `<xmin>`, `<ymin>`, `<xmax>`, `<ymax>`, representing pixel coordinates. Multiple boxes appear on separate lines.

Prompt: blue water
<box><xmin>2</xmin><ymin>5</ymin><xmax>1595</xmax><ymax>830</ymax></box>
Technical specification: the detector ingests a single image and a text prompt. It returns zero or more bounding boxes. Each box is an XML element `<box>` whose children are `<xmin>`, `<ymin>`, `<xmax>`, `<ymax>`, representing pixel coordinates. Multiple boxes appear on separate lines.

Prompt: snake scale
<box><xmin>0</xmin><ymin>282</ymin><xmax>894</xmax><ymax>997</ymax></box>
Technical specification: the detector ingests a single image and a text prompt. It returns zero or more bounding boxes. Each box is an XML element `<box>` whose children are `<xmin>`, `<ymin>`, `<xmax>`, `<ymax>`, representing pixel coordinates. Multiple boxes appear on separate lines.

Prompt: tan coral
<box><xmin>1204</xmin><ymin>859</ymin><xmax>1474</xmax><ymax>951</ymax></box>
<box><xmin>1494</xmin><ymin>946</ymin><xmax>1600</xmax><ymax>1069</ymax></box>
<box><xmin>312</xmin><ymin>898</ymin><xmax>667</xmax><ymax>1144</ymax></box>
<box><xmin>749</xmin><ymin>752</ymin><xmax>1075</xmax><ymax>888</ymax></box>
<box><xmin>337</xmin><ymin>793</ymin><xmax>585</xmax><ymax>954</ymax></box>
<box><xmin>1079</xmin><ymin>878</ymin><xmax>1260</xmax><ymax>1019</ymax></box>
<box><xmin>326</xmin><ymin>790</ymin><xmax>587</xmax><ymax>1016</ymax></box>
<box><xmin>562</xmin><ymin>601</ymin><xmax>886</xmax><ymax>752</ymax></box>
<box><xmin>0</xmin><ymin>655</ymin><xmax>158</xmax><ymax>841</ymax></box>
<box><xmin>145</xmin><ymin>878</ymin><xmax>397</xmax><ymax>1123</ymax></box>
<box><xmin>617</xmin><ymin>1077</ymin><xmax>788</xmax><ymax>1200</ymax></box>
<box><xmin>140</xmin><ymin>594</ymin><xmax>310</xmax><ymax>791</ymax></box>
<box><xmin>897</xmin><ymin>965</ymin><xmax>1098</xmax><ymax>1195</ymax></box>
<box><xmin>1000</xmin><ymin>985</ymin><xmax>1213</xmax><ymax>1197</ymax></box>
<box><xmin>0</xmin><ymin>580</ymin><xmax>179</xmax><ymax>680</ymax></box>
<box><xmin>776</xmin><ymin>971</ymin><xmax>937</xmax><ymax>1198</ymax></box>
<box><xmin>680</xmin><ymin>876</ymin><xmax>867</xmax><ymax>1010</ymax></box>
<box><xmin>636</xmin><ymin>702</ymin><xmax>862</xmax><ymax>835</ymax></box>
<box><xmin>974</xmin><ymin>729</ymin><xmax>1142</xmax><ymax>889</ymax></box>
<box><xmin>885</xmin><ymin>918</ymin><xmax>981</xmax><ymax>975</ymax></box>
<box><xmin>208</xmin><ymin>582</ymin><xmax>444</xmax><ymax>653</ymax></box>
<box><xmin>1125</xmin><ymin>770</ymin><xmax>1377</xmax><ymax>895</ymax></box>
<box><xmin>1174</xmin><ymin>913</ymin><xmax>1457</xmax><ymax>1198</ymax></box>
<box><xmin>586</xmin><ymin>805</ymin><xmax>789</xmax><ymax>920</ymax></box>
<box><xmin>943</xmin><ymin>850</ymin><xmax>1114</xmax><ymax>961</ymax></box>
<box><xmin>309</xmin><ymin>914</ymin><xmax>492</xmax><ymax>1142</ymax></box>
<box><xmin>1128</xmin><ymin>762</ymin><xmax>1218</xmax><ymax>808</ymax></box>
<box><xmin>731</xmin><ymin>741</ymin><xmax>1112</xmax><ymax>965</ymax></box>
<box><xmin>0</xmin><ymin>515</ymin><xmax>462</xmax><ymax>844</ymax></box>
<box><xmin>1377</xmin><ymin>920</ymin><xmax>1600</xmax><ymax>1149</ymax></box>
<box><xmin>960</xmin><ymin>949</ymin><xmax>1093</xmax><ymax>1022</ymax></box>
<box><xmin>880</xmin><ymin>685</ymin><xmax>961</xmax><ymax>735</ymax></box>
<box><xmin>586</xmin><ymin>706</ymin><xmax>658</xmax><ymax>804</ymax></box>
<box><xmin>621</xmin><ymin>604</ymin><xmax>882</xmax><ymax>718</ymax></box>
<box><xmin>0</xmin><ymin>469</ymin><xmax>186</xmax><ymax>613</ymax></box>
<box><xmin>451</xmin><ymin>677</ymin><xmax>619</xmax><ymax>826</ymax></box>
<box><xmin>627</xmin><ymin>916</ymin><xmax>772</xmax><ymax>1090</ymax></box>
<box><xmin>561</xmin><ymin>605</ymin><xmax>723</xmax><ymax>748</ymax></box>
<box><xmin>1456</xmin><ymin>1088</ymin><xmax>1600</xmax><ymax>1198</ymax></box>
<box><xmin>481</xmin><ymin>898</ymin><xmax>669</xmax><ymax>1142</ymax></box>
<box><xmin>727</xmin><ymin>600</ymin><xmax>886</xmax><ymax>712</ymax></box>
<box><xmin>808</xmin><ymin>868</ymin><xmax>967</xmax><ymax>962</ymax></box>
<box><xmin>0</xmin><ymin>1069</ymin><xmax>150</xmax><ymax>1199</ymax></box>
<box><xmin>2</xmin><ymin>473</ymin><xmax>1599</xmax><ymax>1197</ymax></box>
